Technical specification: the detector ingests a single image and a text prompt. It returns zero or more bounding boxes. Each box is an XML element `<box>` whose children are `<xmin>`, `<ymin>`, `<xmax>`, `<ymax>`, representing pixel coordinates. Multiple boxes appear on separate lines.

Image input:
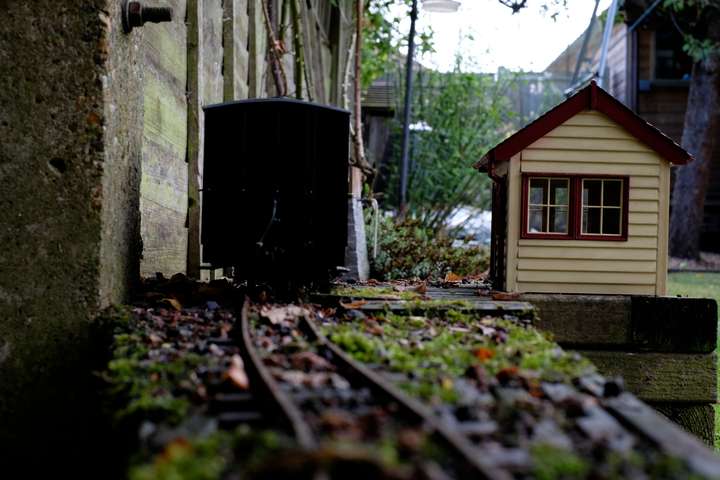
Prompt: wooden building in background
<box><xmin>545</xmin><ymin>2</ymin><xmax>720</xmax><ymax>252</ymax></box>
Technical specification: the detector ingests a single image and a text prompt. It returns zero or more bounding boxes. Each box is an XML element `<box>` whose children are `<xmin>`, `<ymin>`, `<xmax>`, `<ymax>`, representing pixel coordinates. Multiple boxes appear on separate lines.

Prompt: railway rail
<box><xmin>234</xmin><ymin>299</ymin><xmax>510</xmax><ymax>480</ymax></box>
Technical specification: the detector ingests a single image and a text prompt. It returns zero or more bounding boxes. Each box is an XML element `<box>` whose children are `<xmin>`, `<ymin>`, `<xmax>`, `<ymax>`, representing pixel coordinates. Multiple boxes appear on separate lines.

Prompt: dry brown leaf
<box><xmin>473</xmin><ymin>347</ymin><xmax>495</xmax><ymax>362</ymax></box>
<box><xmin>339</xmin><ymin>300</ymin><xmax>368</xmax><ymax>309</ymax></box>
<box><xmin>226</xmin><ymin>354</ymin><xmax>249</xmax><ymax>390</ymax></box>
<box><xmin>161</xmin><ymin>297</ymin><xmax>182</xmax><ymax>311</ymax></box>
<box><xmin>491</xmin><ymin>291</ymin><xmax>521</xmax><ymax>301</ymax></box>
<box><xmin>444</xmin><ymin>272</ymin><xmax>463</xmax><ymax>283</ymax></box>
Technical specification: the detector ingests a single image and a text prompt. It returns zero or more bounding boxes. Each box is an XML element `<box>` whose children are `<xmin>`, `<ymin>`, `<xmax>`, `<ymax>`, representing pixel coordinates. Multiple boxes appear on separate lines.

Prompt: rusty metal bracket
<box><xmin>122</xmin><ymin>1</ymin><xmax>173</xmax><ymax>34</ymax></box>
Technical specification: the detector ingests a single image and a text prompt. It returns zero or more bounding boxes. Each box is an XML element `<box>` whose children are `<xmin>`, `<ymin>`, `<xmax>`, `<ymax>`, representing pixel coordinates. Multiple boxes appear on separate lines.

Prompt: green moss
<box><xmin>130</xmin><ymin>427</ymin><xmax>293</xmax><ymax>480</ymax></box>
<box><xmin>530</xmin><ymin>444</ymin><xmax>589</xmax><ymax>480</ymax></box>
<box><xmin>331</xmin><ymin>285</ymin><xmax>422</xmax><ymax>300</ymax></box>
<box><xmin>327</xmin><ymin>310</ymin><xmax>594</xmax><ymax>405</ymax></box>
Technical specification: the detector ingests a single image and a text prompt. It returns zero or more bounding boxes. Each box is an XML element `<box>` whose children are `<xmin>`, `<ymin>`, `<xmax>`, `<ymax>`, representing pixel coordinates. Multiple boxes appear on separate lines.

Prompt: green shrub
<box><xmin>368</xmin><ymin>216</ymin><xmax>488</xmax><ymax>281</ymax></box>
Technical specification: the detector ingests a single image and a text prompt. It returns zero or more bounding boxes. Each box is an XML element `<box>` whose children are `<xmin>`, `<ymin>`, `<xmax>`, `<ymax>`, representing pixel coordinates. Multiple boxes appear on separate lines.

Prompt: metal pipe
<box><xmin>597</xmin><ymin>0</ymin><xmax>619</xmax><ymax>89</ymax></box>
<box><xmin>399</xmin><ymin>0</ymin><xmax>418</xmax><ymax>214</ymax></box>
<box><xmin>571</xmin><ymin>0</ymin><xmax>600</xmax><ymax>87</ymax></box>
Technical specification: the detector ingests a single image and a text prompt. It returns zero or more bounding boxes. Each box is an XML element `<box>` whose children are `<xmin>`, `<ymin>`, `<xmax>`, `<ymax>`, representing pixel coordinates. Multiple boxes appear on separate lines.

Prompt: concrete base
<box><xmin>343</xmin><ymin>196</ymin><xmax>369</xmax><ymax>281</ymax></box>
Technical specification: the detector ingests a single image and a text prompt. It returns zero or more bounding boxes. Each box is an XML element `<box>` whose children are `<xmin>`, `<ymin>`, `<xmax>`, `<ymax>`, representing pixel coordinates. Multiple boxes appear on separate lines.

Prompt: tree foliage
<box><xmin>379</xmin><ymin>57</ymin><xmax>517</xmax><ymax>232</ymax></box>
<box><xmin>661</xmin><ymin>0</ymin><xmax>720</xmax><ymax>63</ymax></box>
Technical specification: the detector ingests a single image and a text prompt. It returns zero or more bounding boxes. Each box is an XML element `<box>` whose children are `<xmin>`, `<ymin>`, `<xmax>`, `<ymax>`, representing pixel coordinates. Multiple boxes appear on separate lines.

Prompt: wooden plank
<box><xmin>144</xmin><ymin>18</ymin><xmax>188</xmax><ymax>85</ymax></box>
<box><xmin>248</xmin><ymin>0</ymin><xmax>267</xmax><ymax>98</ymax></box>
<box><xmin>630</xmin><ymin>176</ymin><xmax>660</xmax><ymax>188</ymax></box>
<box><xmin>518</xmin><ymin>246</ymin><xmax>657</xmax><ymax>261</ymax></box>
<box><xmin>516</xmin><ymin>282</ymin><xmax>655</xmax><ymax>295</ymax></box>
<box><xmin>518</xmin><ymin>237</ymin><xmax>657</xmax><ymax>248</ymax></box>
<box><xmin>526</xmin><ymin>294</ymin><xmax>717</xmax><ymax>353</ymax></box>
<box><xmin>527</xmin><ymin>137</ymin><xmax>654</xmax><ymax>153</ymax></box>
<box><xmin>522</xmin><ymin>149</ymin><xmax>662</xmax><ymax>165</ymax></box>
<box><xmin>545</xmin><ymin>125</ymin><xmax>637</xmax><ymax>140</ymax></box>
<box><xmin>517</xmin><ymin>258</ymin><xmax>657</xmax><ymax>273</ymax></box>
<box><xmin>563</xmin><ymin>111</ymin><xmax>617</xmax><ymax>127</ymax></box>
<box><xmin>629</xmin><ymin>188</ymin><xmax>659</xmax><ymax>201</ymax></box>
<box><xmin>517</xmin><ymin>270</ymin><xmax>656</xmax><ymax>285</ymax></box>
<box><xmin>506</xmin><ymin>154</ymin><xmax>521</xmax><ymax>291</ymax></box>
<box><xmin>525</xmin><ymin>294</ymin><xmax>632</xmax><ymax>346</ymax></box>
<box><xmin>656</xmin><ymin>163</ymin><xmax>670</xmax><ymax>295</ymax></box>
<box><xmin>143</xmin><ymin>73</ymin><xmax>187</xmax><ymax>157</ymax></box>
<box><xmin>605</xmin><ymin>394</ymin><xmax>720</xmax><ymax>476</ymax></box>
<box><xmin>580</xmin><ymin>352</ymin><xmax>716</xmax><ymax>403</ymax></box>
<box><xmin>521</xmin><ymin>161</ymin><xmax>660</xmax><ymax>177</ymax></box>
<box><xmin>628</xmin><ymin>224</ymin><xmax>658</xmax><ymax>237</ymax></box>
<box><xmin>186</xmin><ymin>0</ymin><xmax>201</xmax><ymax>278</ymax></box>
<box><xmin>629</xmin><ymin>200</ymin><xmax>659</xmax><ymax>213</ymax></box>
<box><xmin>653</xmin><ymin>403</ymin><xmax>715</xmax><ymax>447</ymax></box>
<box><xmin>628</xmin><ymin>212</ymin><xmax>658</xmax><ymax>225</ymax></box>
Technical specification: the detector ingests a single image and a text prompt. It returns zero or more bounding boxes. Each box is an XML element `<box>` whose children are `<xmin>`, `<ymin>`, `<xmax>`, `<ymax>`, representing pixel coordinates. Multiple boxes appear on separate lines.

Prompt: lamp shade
<box><xmin>422</xmin><ymin>0</ymin><xmax>461</xmax><ymax>12</ymax></box>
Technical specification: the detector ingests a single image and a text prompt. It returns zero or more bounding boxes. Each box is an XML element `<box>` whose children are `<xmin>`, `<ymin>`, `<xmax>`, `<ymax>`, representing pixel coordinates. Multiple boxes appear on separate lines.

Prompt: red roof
<box><xmin>475</xmin><ymin>81</ymin><xmax>692</xmax><ymax>172</ymax></box>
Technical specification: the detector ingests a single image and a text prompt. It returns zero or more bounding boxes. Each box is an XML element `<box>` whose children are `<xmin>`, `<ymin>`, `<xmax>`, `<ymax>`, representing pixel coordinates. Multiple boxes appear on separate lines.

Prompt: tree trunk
<box><xmin>670</xmin><ymin>19</ymin><xmax>720</xmax><ymax>259</ymax></box>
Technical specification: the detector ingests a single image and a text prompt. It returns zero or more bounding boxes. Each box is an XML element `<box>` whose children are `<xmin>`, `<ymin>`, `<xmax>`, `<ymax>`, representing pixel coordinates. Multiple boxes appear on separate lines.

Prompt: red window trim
<box><xmin>521</xmin><ymin>173</ymin><xmax>629</xmax><ymax>241</ymax></box>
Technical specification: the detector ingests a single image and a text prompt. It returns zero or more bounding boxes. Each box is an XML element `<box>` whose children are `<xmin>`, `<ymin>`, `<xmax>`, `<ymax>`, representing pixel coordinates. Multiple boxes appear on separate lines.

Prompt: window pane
<box><xmin>528</xmin><ymin>206</ymin><xmax>547</xmax><ymax>233</ymax></box>
<box><xmin>549</xmin><ymin>207</ymin><xmax>568</xmax><ymax>233</ymax></box>
<box><xmin>583</xmin><ymin>180</ymin><xmax>602</xmax><ymax>206</ymax></box>
<box><xmin>603</xmin><ymin>180</ymin><xmax>622</xmax><ymax>207</ymax></box>
<box><xmin>603</xmin><ymin>208</ymin><xmax>621</xmax><ymax>234</ymax></box>
<box><xmin>550</xmin><ymin>179</ymin><xmax>569</xmax><ymax>205</ymax></box>
<box><xmin>582</xmin><ymin>207</ymin><xmax>602</xmax><ymax>234</ymax></box>
<box><xmin>529</xmin><ymin>179</ymin><xmax>547</xmax><ymax>204</ymax></box>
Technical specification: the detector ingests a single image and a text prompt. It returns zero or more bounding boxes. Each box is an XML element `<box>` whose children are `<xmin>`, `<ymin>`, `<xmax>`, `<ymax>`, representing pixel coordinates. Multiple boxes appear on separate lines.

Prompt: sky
<box><xmin>390</xmin><ymin>0</ymin><xmax>613</xmax><ymax>73</ymax></box>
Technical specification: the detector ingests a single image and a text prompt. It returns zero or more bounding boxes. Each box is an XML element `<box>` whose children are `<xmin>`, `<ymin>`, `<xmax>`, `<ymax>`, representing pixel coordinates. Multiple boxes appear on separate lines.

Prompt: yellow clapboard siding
<box><xmin>522</xmin><ymin>149</ymin><xmax>661</xmax><ymax>165</ymax></box>
<box><xmin>528</xmin><ymin>137</ymin><xmax>654</xmax><ymax>153</ymax></box>
<box><xmin>629</xmin><ymin>188</ymin><xmax>660</xmax><ymax>201</ymax></box>
<box><xmin>517</xmin><ymin>246</ymin><xmax>657</xmax><ymax>261</ymax></box>
<box><xmin>521</xmin><ymin>161</ymin><xmax>660</xmax><ymax>177</ymax></box>
<box><xmin>630</xmin><ymin>177</ymin><xmax>660</xmax><ymax>188</ymax></box>
<box><xmin>516</xmin><ymin>282</ymin><xmax>655</xmax><ymax>295</ymax></box>
<box><xmin>629</xmin><ymin>212</ymin><xmax>658</xmax><ymax>224</ymax></box>
<box><xmin>629</xmin><ymin>200</ymin><xmax>659</xmax><ymax>213</ymax></box>
<box><xmin>518</xmin><ymin>237</ymin><xmax>657</xmax><ymax>248</ymax></box>
<box><xmin>517</xmin><ymin>270</ymin><xmax>656</xmax><ymax>285</ymax></box>
<box><xmin>629</xmin><ymin>224</ymin><xmax>658</xmax><ymax>237</ymax></box>
<box><xmin>517</xmin><ymin>258</ymin><xmax>657</xmax><ymax>273</ymax></box>
<box><xmin>545</xmin><ymin>125</ymin><xmax>637</xmax><ymax>140</ymax></box>
<box><xmin>562</xmin><ymin>111</ymin><xmax>617</xmax><ymax>127</ymax></box>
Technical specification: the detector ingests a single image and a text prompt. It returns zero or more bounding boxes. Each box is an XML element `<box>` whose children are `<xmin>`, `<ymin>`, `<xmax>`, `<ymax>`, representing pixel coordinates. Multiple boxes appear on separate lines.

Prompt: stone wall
<box><xmin>0</xmin><ymin>0</ymin><xmax>143</xmax><ymax>467</ymax></box>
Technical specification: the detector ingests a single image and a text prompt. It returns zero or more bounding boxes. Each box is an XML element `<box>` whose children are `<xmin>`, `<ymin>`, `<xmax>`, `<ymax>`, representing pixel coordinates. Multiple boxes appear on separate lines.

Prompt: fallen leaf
<box><xmin>444</xmin><ymin>272</ymin><xmax>463</xmax><ymax>283</ymax></box>
<box><xmin>496</xmin><ymin>366</ymin><xmax>519</xmax><ymax>385</ymax></box>
<box><xmin>161</xmin><ymin>297</ymin><xmax>182</xmax><ymax>311</ymax></box>
<box><xmin>260</xmin><ymin>305</ymin><xmax>308</xmax><ymax>324</ymax></box>
<box><xmin>226</xmin><ymin>354</ymin><xmax>249</xmax><ymax>390</ymax></box>
<box><xmin>474</xmin><ymin>347</ymin><xmax>495</xmax><ymax>362</ymax></box>
<box><xmin>339</xmin><ymin>300</ymin><xmax>368</xmax><ymax>309</ymax></box>
<box><xmin>491</xmin><ymin>291</ymin><xmax>521</xmax><ymax>301</ymax></box>
<box><xmin>290</xmin><ymin>351</ymin><xmax>333</xmax><ymax>371</ymax></box>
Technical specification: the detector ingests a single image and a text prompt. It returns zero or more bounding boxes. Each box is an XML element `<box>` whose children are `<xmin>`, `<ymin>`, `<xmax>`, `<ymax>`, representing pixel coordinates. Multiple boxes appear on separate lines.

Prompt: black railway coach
<box><xmin>201</xmin><ymin>98</ymin><xmax>350</xmax><ymax>289</ymax></box>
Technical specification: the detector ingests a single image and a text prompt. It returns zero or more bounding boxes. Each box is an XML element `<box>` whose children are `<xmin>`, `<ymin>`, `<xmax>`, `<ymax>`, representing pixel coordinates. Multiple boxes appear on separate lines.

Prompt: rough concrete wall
<box><xmin>139</xmin><ymin>0</ymin><xmax>189</xmax><ymax>277</ymax></box>
<box><xmin>100</xmin><ymin>1</ymin><xmax>144</xmax><ymax>305</ymax></box>
<box><xmin>0</xmin><ymin>0</ymin><xmax>143</xmax><ymax>466</ymax></box>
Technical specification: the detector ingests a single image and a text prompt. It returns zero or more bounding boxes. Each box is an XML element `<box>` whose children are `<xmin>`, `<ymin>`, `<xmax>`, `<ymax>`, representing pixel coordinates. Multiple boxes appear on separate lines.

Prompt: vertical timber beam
<box><xmin>187</xmin><ymin>0</ymin><xmax>202</xmax><ymax>278</ymax></box>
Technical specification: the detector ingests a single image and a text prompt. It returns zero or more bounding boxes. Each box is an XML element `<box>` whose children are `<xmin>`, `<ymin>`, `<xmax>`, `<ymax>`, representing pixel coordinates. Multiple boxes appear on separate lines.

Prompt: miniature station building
<box><xmin>477</xmin><ymin>81</ymin><xmax>692</xmax><ymax>296</ymax></box>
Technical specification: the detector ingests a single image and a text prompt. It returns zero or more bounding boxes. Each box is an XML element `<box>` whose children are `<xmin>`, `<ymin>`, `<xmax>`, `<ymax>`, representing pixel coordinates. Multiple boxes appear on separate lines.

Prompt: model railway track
<box><xmin>234</xmin><ymin>299</ymin><xmax>511</xmax><ymax>480</ymax></box>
